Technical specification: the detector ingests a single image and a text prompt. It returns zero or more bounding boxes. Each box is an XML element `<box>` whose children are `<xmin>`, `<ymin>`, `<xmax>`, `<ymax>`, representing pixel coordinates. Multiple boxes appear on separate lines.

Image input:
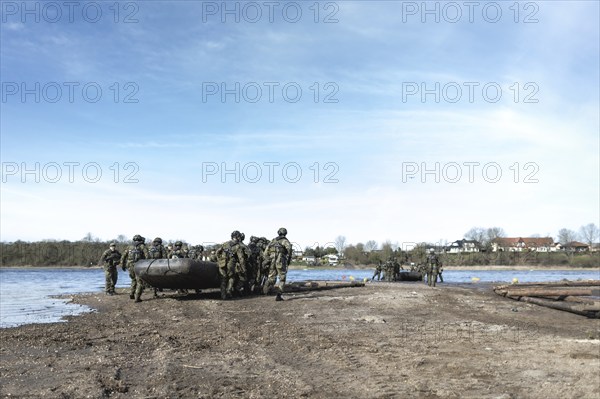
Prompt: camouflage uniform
<box><xmin>216</xmin><ymin>231</ymin><xmax>247</xmax><ymax>299</ymax></box>
<box><xmin>188</xmin><ymin>245</ymin><xmax>204</xmax><ymax>261</ymax></box>
<box><xmin>169</xmin><ymin>241</ymin><xmax>187</xmax><ymax>259</ymax></box>
<box><xmin>121</xmin><ymin>235</ymin><xmax>149</xmax><ymax>300</ymax></box>
<box><xmin>383</xmin><ymin>257</ymin><xmax>397</xmax><ymax>282</ymax></box>
<box><xmin>257</xmin><ymin>237</ymin><xmax>270</xmax><ymax>288</ymax></box>
<box><xmin>100</xmin><ymin>243</ymin><xmax>121</xmax><ymax>294</ymax></box>
<box><xmin>426</xmin><ymin>251</ymin><xmax>441</xmax><ymax>287</ymax></box>
<box><xmin>144</xmin><ymin>237</ymin><xmax>169</xmax><ymax>299</ymax></box>
<box><xmin>263</xmin><ymin>228</ymin><xmax>292</xmax><ymax>296</ymax></box>
<box><xmin>237</xmin><ymin>234</ymin><xmax>252</xmax><ymax>295</ymax></box>
<box><xmin>247</xmin><ymin>236</ymin><xmax>263</xmax><ymax>293</ymax></box>
<box><xmin>372</xmin><ymin>261</ymin><xmax>383</xmax><ymax>281</ymax></box>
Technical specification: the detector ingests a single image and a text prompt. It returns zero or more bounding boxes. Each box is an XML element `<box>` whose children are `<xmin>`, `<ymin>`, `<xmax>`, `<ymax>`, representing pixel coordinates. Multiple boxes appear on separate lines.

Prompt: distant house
<box><xmin>591</xmin><ymin>243</ymin><xmax>600</xmax><ymax>253</ymax></box>
<box><xmin>324</xmin><ymin>254</ymin><xmax>339</xmax><ymax>266</ymax></box>
<box><xmin>563</xmin><ymin>241</ymin><xmax>590</xmax><ymax>252</ymax></box>
<box><xmin>445</xmin><ymin>239</ymin><xmax>481</xmax><ymax>253</ymax></box>
<box><xmin>302</xmin><ymin>256</ymin><xmax>316</xmax><ymax>265</ymax></box>
<box><xmin>491</xmin><ymin>237</ymin><xmax>555</xmax><ymax>252</ymax></box>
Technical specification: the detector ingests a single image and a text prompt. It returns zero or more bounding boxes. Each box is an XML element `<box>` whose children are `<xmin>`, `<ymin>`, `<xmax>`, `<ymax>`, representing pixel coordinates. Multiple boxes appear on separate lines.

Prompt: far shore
<box><xmin>3</xmin><ymin>264</ymin><xmax>598</xmax><ymax>271</ymax></box>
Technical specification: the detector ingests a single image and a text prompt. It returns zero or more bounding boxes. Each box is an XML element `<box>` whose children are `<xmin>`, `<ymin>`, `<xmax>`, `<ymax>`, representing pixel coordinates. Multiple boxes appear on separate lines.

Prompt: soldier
<box><xmin>257</xmin><ymin>237</ymin><xmax>270</xmax><ymax>289</ymax></box>
<box><xmin>169</xmin><ymin>241</ymin><xmax>187</xmax><ymax>258</ymax></box>
<box><xmin>187</xmin><ymin>245</ymin><xmax>199</xmax><ymax>260</ymax></box>
<box><xmin>121</xmin><ymin>235</ymin><xmax>149</xmax><ymax>301</ymax></box>
<box><xmin>372</xmin><ymin>261</ymin><xmax>383</xmax><ymax>281</ymax></box>
<box><xmin>147</xmin><ymin>237</ymin><xmax>168</xmax><ymax>298</ymax></box>
<box><xmin>263</xmin><ymin>228</ymin><xmax>292</xmax><ymax>300</ymax></box>
<box><xmin>237</xmin><ymin>233</ymin><xmax>252</xmax><ymax>295</ymax></box>
<box><xmin>383</xmin><ymin>256</ymin><xmax>397</xmax><ymax>282</ymax></box>
<box><xmin>216</xmin><ymin>231</ymin><xmax>247</xmax><ymax>300</ymax></box>
<box><xmin>100</xmin><ymin>242</ymin><xmax>121</xmax><ymax>295</ymax></box>
<box><xmin>247</xmin><ymin>236</ymin><xmax>263</xmax><ymax>293</ymax></box>
<box><xmin>426</xmin><ymin>249</ymin><xmax>442</xmax><ymax>287</ymax></box>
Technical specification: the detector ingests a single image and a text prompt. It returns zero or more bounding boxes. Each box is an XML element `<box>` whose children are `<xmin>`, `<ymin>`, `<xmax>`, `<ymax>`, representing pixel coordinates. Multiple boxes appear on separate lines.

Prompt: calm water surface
<box><xmin>1</xmin><ymin>267</ymin><xmax>598</xmax><ymax>328</ymax></box>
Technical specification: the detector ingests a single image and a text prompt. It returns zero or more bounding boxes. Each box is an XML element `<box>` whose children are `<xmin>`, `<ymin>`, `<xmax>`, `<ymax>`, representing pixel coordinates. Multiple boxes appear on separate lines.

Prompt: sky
<box><xmin>1</xmin><ymin>0</ymin><xmax>599</xmax><ymax>251</ymax></box>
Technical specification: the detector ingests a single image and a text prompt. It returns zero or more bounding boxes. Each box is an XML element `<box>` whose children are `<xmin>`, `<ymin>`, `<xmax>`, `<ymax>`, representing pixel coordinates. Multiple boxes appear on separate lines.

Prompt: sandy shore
<box><xmin>1</xmin><ymin>282</ymin><xmax>599</xmax><ymax>398</ymax></box>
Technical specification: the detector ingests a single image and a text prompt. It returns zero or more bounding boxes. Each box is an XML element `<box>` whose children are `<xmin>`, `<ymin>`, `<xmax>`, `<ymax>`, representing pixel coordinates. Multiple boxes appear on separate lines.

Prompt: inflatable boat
<box><xmin>134</xmin><ymin>258</ymin><xmax>221</xmax><ymax>289</ymax></box>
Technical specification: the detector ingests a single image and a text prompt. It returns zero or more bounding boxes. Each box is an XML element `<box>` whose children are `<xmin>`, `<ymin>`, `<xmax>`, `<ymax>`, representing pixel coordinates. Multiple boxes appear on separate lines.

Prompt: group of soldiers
<box><xmin>215</xmin><ymin>228</ymin><xmax>292</xmax><ymax>301</ymax></box>
<box><xmin>99</xmin><ymin>228</ymin><xmax>292</xmax><ymax>302</ymax></box>
<box><xmin>371</xmin><ymin>249</ymin><xmax>444</xmax><ymax>287</ymax></box>
<box><xmin>100</xmin><ymin>236</ymin><xmax>199</xmax><ymax>301</ymax></box>
<box><xmin>371</xmin><ymin>256</ymin><xmax>404</xmax><ymax>282</ymax></box>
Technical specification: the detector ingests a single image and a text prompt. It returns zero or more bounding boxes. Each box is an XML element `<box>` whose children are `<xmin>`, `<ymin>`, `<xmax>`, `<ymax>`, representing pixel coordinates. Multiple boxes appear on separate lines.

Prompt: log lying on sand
<box><xmin>494</xmin><ymin>280</ymin><xmax>600</xmax><ymax>318</ymax></box>
<box><xmin>507</xmin><ymin>295</ymin><xmax>600</xmax><ymax>318</ymax></box>
<box><xmin>283</xmin><ymin>281</ymin><xmax>365</xmax><ymax>292</ymax></box>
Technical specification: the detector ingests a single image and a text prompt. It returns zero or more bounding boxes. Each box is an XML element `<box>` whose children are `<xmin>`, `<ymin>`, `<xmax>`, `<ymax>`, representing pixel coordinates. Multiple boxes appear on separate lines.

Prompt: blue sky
<box><xmin>1</xmin><ymin>1</ymin><xmax>598</xmax><ymax>250</ymax></box>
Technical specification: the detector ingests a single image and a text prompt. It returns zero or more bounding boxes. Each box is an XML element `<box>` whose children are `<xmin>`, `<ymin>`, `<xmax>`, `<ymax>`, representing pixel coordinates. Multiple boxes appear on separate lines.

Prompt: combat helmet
<box><xmin>231</xmin><ymin>230</ymin><xmax>241</xmax><ymax>240</ymax></box>
<box><xmin>277</xmin><ymin>227</ymin><xmax>287</xmax><ymax>237</ymax></box>
<box><xmin>175</xmin><ymin>241</ymin><xmax>183</xmax><ymax>247</ymax></box>
<box><xmin>153</xmin><ymin>237</ymin><xmax>163</xmax><ymax>244</ymax></box>
<box><xmin>133</xmin><ymin>234</ymin><xmax>142</xmax><ymax>242</ymax></box>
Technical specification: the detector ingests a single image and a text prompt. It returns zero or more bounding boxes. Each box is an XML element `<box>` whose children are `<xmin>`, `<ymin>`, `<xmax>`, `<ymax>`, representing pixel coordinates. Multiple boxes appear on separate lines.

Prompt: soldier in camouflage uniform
<box><xmin>146</xmin><ymin>237</ymin><xmax>168</xmax><ymax>298</ymax></box>
<box><xmin>100</xmin><ymin>242</ymin><xmax>121</xmax><ymax>295</ymax></box>
<box><xmin>216</xmin><ymin>231</ymin><xmax>247</xmax><ymax>300</ymax></box>
<box><xmin>169</xmin><ymin>241</ymin><xmax>187</xmax><ymax>258</ymax></box>
<box><xmin>257</xmin><ymin>237</ymin><xmax>270</xmax><ymax>289</ymax></box>
<box><xmin>372</xmin><ymin>261</ymin><xmax>383</xmax><ymax>281</ymax></box>
<box><xmin>426</xmin><ymin>249</ymin><xmax>442</xmax><ymax>287</ymax></box>
<box><xmin>187</xmin><ymin>245</ymin><xmax>203</xmax><ymax>261</ymax></box>
<box><xmin>263</xmin><ymin>228</ymin><xmax>292</xmax><ymax>300</ymax></box>
<box><xmin>247</xmin><ymin>236</ymin><xmax>263</xmax><ymax>293</ymax></box>
<box><xmin>383</xmin><ymin>256</ymin><xmax>396</xmax><ymax>282</ymax></box>
<box><xmin>237</xmin><ymin>233</ymin><xmax>252</xmax><ymax>295</ymax></box>
<box><xmin>121</xmin><ymin>235</ymin><xmax>149</xmax><ymax>301</ymax></box>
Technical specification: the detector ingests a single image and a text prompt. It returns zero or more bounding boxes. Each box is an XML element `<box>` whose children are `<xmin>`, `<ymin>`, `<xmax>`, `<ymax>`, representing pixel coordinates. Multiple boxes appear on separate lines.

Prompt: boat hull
<box><xmin>134</xmin><ymin>258</ymin><xmax>221</xmax><ymax>289</ymax></box>
<box><xmin>397</xmin><ymin>271</ymin><xmax>423</xmax><ymax>281</ymax></box>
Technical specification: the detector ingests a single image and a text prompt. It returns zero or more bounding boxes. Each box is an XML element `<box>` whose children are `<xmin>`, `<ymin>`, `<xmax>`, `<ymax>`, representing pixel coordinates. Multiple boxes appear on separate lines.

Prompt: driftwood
<box><xmin>494</xmin><ymin>280</ymin><xmax>600</xmax><ymax>318</ymax></box>
<box><xmin>507</xmin><ymin>295</ymin><xmax>600</xmax><ymax>318</ymax></box>
<box><xmin>282</xmin><ymin>280</ymin><xmax>365</xmax><ymax>293</ymax></box>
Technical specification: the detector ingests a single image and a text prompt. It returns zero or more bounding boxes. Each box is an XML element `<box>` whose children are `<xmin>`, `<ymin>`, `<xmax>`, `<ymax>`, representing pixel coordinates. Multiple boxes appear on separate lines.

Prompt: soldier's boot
<box><xmin>220</xmin><ymin>280</ymin><xmax>228</xmax><ymax>300</ymax></box>
<box><xmin>154</xmin><ymin>288</ymin><xmax>159</xmax><ymax>298</ymax></box>
<box><xmin>262</xmin><ymin>282</ymin><xmax>271</xmax><ymax>295</ymax></box>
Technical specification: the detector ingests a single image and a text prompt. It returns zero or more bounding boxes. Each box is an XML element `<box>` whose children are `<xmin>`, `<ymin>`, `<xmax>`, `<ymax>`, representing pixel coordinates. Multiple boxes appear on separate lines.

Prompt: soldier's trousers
<box><xmin>263</xmin><ymin>260</ymin><xmax>287</xmax><ymax>294</ymax></box>
<box><xmin>128</xmin><ymin>265</ymin><xmax>137</xmax><ymax>296</ymax></box>
<box><xmin>219</xmin><ymin>263</ymin><xmax>235</xmax><ymax>299</ymax></box>
<box><xmin>428</xmin><ymin>267</ymin><xmax>439</xmax><ymax>287</ymax></box>
<box><xmin>104</xmin><ymin>265</ymin><xmax>118</xmax><ymax>293</ymax></box>
<box><xmin>372</xmin><ymin>270</ymin><xmax>381</xmax><ymax>280</ymax></box>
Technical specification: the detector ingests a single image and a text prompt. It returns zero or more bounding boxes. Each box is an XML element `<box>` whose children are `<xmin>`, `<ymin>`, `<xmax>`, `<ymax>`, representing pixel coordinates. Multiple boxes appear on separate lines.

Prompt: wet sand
<box><xmin>1</xmin><ymin>282</ymin><xmax>599</xmax><ymax>398</ymax></box>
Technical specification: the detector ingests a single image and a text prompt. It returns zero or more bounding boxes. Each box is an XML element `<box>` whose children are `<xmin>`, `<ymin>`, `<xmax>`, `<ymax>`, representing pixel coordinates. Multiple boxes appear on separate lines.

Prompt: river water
<box><xmin>1</xmin><ymin>267</ymin><xmax>598</xmax><ymax>328</ymax></box>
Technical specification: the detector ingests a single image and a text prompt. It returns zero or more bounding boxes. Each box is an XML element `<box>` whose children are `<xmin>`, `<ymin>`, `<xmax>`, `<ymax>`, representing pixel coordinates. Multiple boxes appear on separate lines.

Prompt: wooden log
<box><xmin>282</xmin><ymin>280</ymin><xmax>365</xmax><ymax>293</ymax></box>
<box><xmin>505</xmin><ymin>287</ymin><xmax>598</xmax><ymax>297</ymax></box>
<box><xmin>494</xmin><ymin>280</ymin><xmax>600</xmax><ymax>292</ymax></box>
<box><xmin>516</xmin><ymin>296</ymin><xmax>600</xmax><ymax>318</ymax></box>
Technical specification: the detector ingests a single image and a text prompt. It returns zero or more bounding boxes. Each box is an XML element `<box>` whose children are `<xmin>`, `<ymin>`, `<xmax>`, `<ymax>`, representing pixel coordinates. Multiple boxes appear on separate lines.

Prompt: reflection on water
<box><xmin>1</xmin><ymin>267</ymin><xmax>598</xmax><ymax>328</ymax></box>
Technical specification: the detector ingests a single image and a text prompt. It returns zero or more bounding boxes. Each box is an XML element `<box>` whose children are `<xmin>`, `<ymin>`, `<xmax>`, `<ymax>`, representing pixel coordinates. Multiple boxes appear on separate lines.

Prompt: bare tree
<box><xmin>465</xmin><ymin>227</ymin><xmax>486</xmax><ymax>244</ymax></box>
<box><xmin>334</xmin><ymin>235</ymin><xmax>347</xmax><ymax>257</ymax></box>
<box><xmin>364</xmin><ymin>240</ymin><xmax>378</xmax><ymax>252</ymax></box>
<box><xmin>485</xmin><ymin>227</ymin><xmax>505</xmax><ymax>243</ymax></box>
<box><xmin>381</xmin><ymin>241</ymin><xmax>394</xmax><ymax>259</ymax></box>
<box><xmin>579</xmin><ymin>223</ymin><xmax>599</xmax><ymax>246</ymax></box>
<box><xmin>117</xmin><ymin>234</ymin><xmax>128</xmax><ymax>243</ymax></box>
<box><xmin>557</xmin><ymin>228</ymin><xmax>578</xmax><ymax>245</ymax></box>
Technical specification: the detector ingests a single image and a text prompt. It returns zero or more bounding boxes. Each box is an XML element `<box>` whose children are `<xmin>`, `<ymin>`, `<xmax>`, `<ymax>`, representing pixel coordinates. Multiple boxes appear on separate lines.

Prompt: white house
<box><xmin>445</xmin><ymin>239</ymin><xmax>481</xmax><ymax>253</ymax></box>
<box><xmin>491</xmin><ymin>237</ymin><xmax>555</xmax><ymax>252</ymax></box>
